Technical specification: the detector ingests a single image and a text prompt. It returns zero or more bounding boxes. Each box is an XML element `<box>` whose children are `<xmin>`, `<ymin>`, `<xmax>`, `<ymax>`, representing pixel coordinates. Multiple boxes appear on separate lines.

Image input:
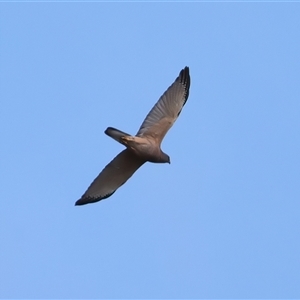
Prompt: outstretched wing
<box><xmin>75</xmin><ymin>149</ymin><xmax>146</xmax><ymax>205</ymax></box>
<box><xmin>137</xmin><ymin>66</ymin><xmax>190</xmax><ymax>144</ymax></box>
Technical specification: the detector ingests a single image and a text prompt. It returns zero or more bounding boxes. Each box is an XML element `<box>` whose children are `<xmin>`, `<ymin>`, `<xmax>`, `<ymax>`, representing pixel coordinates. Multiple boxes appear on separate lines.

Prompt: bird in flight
<box><xmin>75</xmin><ymin>67</ymin><xmax>191</xmax><ymax>205</ymax></box>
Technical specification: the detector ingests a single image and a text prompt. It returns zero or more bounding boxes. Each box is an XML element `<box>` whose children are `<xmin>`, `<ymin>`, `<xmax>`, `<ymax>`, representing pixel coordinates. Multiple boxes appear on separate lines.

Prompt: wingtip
<box><xmin>179</xmin><ymin>66</ymin><xmax>190</xmax><ymax>101</ymax></box>
<box><xmin>75</xmin><ymin>198</ymin><xmax>86</xmax><ymax>206</ymax></box>
<box><xmin>75</xmin><ymin>196</ymin><xmax>96</xmax><ymax>206</ymax></box>
<box><xmin>179</xmin><ymin>66</ymin><xmax>190</xmax><ymax>82</ymax></box>
<box><xmin>75</xmin><ymin>191</ymin><xmax>116</xmax><ymax>206</ymax></box>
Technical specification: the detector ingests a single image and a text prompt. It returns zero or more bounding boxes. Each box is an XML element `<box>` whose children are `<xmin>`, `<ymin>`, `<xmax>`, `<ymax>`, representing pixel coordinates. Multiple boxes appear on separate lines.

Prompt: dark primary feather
<box><xmin>178</xmin><ymin>66</ymin><xmax>190</xmax><ymax>110</ymax></box>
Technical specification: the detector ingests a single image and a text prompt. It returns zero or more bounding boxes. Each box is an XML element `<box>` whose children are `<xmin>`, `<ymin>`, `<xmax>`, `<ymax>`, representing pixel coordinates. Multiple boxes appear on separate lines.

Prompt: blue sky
<box><xmin>1</xmin><ymin>2</ymin><xmax>300</xmax><ymax>298</ymax></box>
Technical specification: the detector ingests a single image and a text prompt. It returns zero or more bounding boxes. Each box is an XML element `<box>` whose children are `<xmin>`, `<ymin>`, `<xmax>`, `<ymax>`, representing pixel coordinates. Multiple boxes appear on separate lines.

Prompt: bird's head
<box><xmin>160</xmin><ymin>152</ymin><xmax>171</xmax><ymax>164</ymax></box>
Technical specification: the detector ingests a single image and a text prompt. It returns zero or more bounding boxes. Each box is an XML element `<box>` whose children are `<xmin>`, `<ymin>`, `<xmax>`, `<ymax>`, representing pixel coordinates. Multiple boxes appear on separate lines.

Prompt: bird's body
<box><xmin>105</xmin><ymin>127</ymin><xmax>169</xmax><ymax>163</ymax></box>
<box><xmin>76</xmin><ymin>67</ymin><xmax>190</xmax><ymax>206</ymax></box>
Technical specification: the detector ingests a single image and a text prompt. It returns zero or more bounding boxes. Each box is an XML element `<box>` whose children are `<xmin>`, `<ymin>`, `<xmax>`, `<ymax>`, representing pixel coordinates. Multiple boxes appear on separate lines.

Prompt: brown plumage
<box><xmin>75</xmin><ymin>67</ymin><xmax>191</xmax><ymax>205</ymax></box>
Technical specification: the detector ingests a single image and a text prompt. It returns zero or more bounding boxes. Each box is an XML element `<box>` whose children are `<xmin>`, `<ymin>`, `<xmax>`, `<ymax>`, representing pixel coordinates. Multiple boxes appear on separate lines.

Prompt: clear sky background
<box><xmin>1</xmin><ymin>2</ymin><xmax>300</xmax><ymax>299</ymax></box>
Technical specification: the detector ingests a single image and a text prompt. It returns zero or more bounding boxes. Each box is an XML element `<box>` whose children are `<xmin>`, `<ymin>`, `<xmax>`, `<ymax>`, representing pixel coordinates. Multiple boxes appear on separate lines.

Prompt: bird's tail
<box><xmin>105</xmin><ymin>127</ymin><xmax>131</xmax><ymax>145</ymax></box>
